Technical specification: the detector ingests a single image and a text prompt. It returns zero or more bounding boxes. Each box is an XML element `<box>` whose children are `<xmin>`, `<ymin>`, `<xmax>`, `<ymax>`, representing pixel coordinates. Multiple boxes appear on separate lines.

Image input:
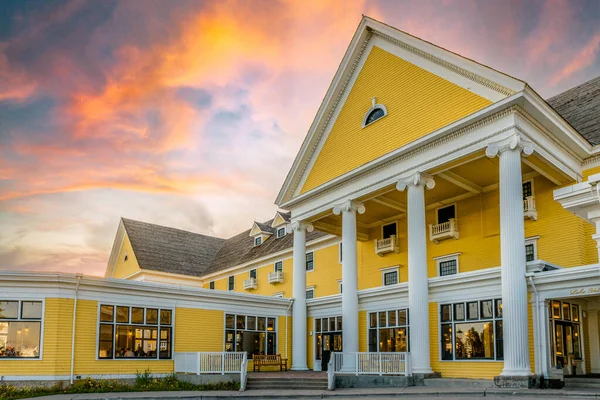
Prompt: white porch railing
<box><xmin>174</xmin><ymin>351</ymin><xmax>246</xmax><ymax>375</ymax></box>
<box><xmin>374</xmin><ymin>235</ymin><xmax>400</xmax><ymax>256</ymax></box>
<box><xmin>243</xmin><ymin>278</ymin><xmax>257</xmax><ymax>290</ymax></box>
<box><xmin>329</xmin><ymin>352</ymin><xmax>411</xmax><ymax>385</ymax></box>
<box><xmin>429</xmin><ymin>218</ymin><xmax>459</xmax><ymax>243</ymax></box>
<box><xmin>523</xmin><ymin>196</ymin><xmax>538</xmax><ymax>220</ymax></box>
<box><xmin>268</xmin><ymin>271</ymin><xmax>284</xmax><ymax>284</ymax></box>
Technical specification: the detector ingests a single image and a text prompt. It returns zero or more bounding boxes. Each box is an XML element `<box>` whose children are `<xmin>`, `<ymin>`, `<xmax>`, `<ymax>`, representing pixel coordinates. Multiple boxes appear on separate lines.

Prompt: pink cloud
<box><xmin>550</xmin><ymin>32</ymin><xmax>600</xmax><ymax>86</ymax></box>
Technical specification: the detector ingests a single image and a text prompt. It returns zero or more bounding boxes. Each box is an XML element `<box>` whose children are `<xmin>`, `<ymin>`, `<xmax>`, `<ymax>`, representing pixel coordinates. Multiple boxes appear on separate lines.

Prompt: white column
<box><xmin>288</xmin><ymin>220</ymin><xmax>313</xmax><ymax>371</ymax></box>
<box><xmin>397</xmin><ymin>172</ymin><xmax>435</xmax><ymax>374</ymax></box>
<box><xmin>486</xmin><ymin>134</ymin><xmax>533</xmax><ymax>377</ymax></box>
<box><xmin>588</xmin><ymin>310</ymin><xmax>600</xmax><ymax>374</ymax></box>
<box><xmin>333</xmin><ymin>200</ymin><xmax>365</xmax><ymax>354</ymax></box>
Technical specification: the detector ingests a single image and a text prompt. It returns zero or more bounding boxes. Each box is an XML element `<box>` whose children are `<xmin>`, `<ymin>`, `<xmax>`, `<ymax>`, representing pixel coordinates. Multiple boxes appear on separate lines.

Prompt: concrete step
<box><xmin>423</xmin><ymin>378</ymin><xmax>495</xmax><ymax>389</ymax></box>
<box><xmin>564</xmin><ymin>377</ymin><xmax>600</xmax><ymax>389</ymax></box>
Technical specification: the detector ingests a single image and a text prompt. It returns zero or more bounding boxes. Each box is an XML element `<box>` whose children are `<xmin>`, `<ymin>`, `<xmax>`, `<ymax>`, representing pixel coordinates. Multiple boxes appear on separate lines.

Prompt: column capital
<box><xmin>333</xmin><ymin>200</ymin><xmax>366</xmax><ymax>215</ymax></box>
<box><xmin>287</xmin><ymin>221</ymin><xmax>314</xmax><ymax>234</ymax></box>
<box><xmin>396</xmin><ymin>171</ymin><xmax>435</xmax><ymax>191</ymax></box>
<box><xmin>486</xmin><ymin>134</ymin><xmax>534</xmax><ymax>158</ymax></box>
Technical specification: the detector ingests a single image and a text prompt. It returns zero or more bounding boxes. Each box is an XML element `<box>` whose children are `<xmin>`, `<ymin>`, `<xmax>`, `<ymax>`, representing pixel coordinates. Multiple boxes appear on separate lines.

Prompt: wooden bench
<box><xmin>252</xmin><ymin>354</ymin><xmax>288</xmax><ymax>372</ymax></box>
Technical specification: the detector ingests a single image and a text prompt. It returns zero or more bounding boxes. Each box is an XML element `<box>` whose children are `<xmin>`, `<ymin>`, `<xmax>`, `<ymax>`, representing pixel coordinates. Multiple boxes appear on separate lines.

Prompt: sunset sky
<box><xmin>1</xmin><ymin>0</ymin><xmax>600</xmax><ymax>276</ymax></box>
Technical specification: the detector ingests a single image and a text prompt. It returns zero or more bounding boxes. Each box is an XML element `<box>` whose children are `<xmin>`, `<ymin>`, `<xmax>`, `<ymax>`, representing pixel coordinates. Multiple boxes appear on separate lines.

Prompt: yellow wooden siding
<box><xmin>306</xmin><ymin>244</ymin><xmax>341</xmax><ymax>298</ymax></box>
<box><xmin>358</xmin><ymin>311</ymin><xmax>367</xmax><ymax>352</ymax></box>
<box><xmin>300</xmin><ymin>46</ymin><xmax>492</xmax><ymax>193</ymax></box>
<box><xmin>73</xmin><ymin>300</ymin><xmax>173</xmax><ymax>375</ymax></box>
<box><xmin>175</xmin><ymin>308</ymin><xmax>223</xmax><ymax>352</ymax></box>
<box><xmin>306</xmin><ymin>316</ymin><xmax>313</xmax><ymax>370</ymax></box>
<box><xmin>0</xmin><ymin>298</ymin><xmax>74</xmax><ymax>377</ymax></box>
<box><xmin>112</xmin><ymin>233</ymin><xmax>141</xmax><ymax>279</ymax></box>
<box><xmin>429</xmin><ymin>302</ymin><xmax>503</xmax><ymax>378</ymax></box>
<box><xmin>583</xmin><ymin>166</ymin><xmax>600</xmax><ymax>178</ymax></box>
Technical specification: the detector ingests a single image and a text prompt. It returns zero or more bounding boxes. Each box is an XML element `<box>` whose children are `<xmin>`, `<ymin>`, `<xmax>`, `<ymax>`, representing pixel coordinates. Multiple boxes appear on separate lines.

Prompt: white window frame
<box><xmin>228</xmin><ymin>276</ymin><xmax>235</xmax><ymax>291</ymax></box>
<box><xmin>306</xmin><ymin>251</ymin><xmax>314</xmax><ymax>272</ymax></box>
<box><xmin>337</xmin><ymin>279</ymin><xmax>343</xmax><ymax>294</ymax></box>
<box><xmin>435</xmin><ymin>203</ymin><xmax>457</xmax><ymax>224</ymax></box>
<box><xmin>254</xmin><ymin>237</ymin><xmax>262</xmax><ymax>246</ymax></box>
<box><xmin>525</xmin><ymin>236</ymin><xmax>539</xmax><ymax>262</ymax></box>
<box><xmin>276</xmin><ymin>227</ymin><xmax>286</xmax><ymax>239</ymax></box>
<box><xmin>522</xmin><ymin>179</ymin><xmax>535</xmax><ymax>198</ymax></box>
<box><xmin>0</xmin><ymin>299</ymin><xmax>45</xmax><ymax>360</ymax></box>
<box><xmin>272</xmin><ymin>292</ymin><xmax>284</xmax><ymax>298</ymax></box>
<box><xmin>380</xmin><ymin>266</ymin><xmax>399</xmax><ymax>286</ymax></box>
<box><xmin>434</xmin><ymin>253</ymin><xmax>461</xmax><ymax>277</ymax></box>
<box><xmin>338</xmin><ymin>243</ymin><xmax>343</xmax><ymax>264</ymax></box>
<box><xmin>274</xmin><ymin>261</ymin><xmax>283</xmax><ymax>273</ymax></box>
<box><xmin>209</xmin><ymin>281</ymin><xmax>215</xmax><ymax>290</ymax></box>
<box><xmin>381</xmin><ymin>221</ymin><xmax>398</xmax><ymax>239</ymax></box>
<box><xmin>361</xmin><ymin>102</ymin><xmax>388</xmax><ymax>128</ymax></box>
<box><xmin>306</xmin><ymin>286</ymin><xmax>315</xmax><ymax>300</ymax></box>
<box><xmin>249</xmin><ymin>269</ymin><xmax>257</xmax><ymax>280</ymax></box>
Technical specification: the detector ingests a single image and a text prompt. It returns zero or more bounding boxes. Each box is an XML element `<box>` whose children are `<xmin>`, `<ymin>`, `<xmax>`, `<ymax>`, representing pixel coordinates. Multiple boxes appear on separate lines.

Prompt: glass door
<box><xmin>321</xmin><ymin>332</ymin><xmax>342</xmax><ymax>371</ymax></box>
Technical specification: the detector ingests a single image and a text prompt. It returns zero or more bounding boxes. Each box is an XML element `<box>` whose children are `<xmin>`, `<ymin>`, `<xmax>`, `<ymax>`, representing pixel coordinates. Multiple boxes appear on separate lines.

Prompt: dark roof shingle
<box><xmin>547</xmin><ymin>76</ymin><xmax>600</xmax><ymax>145</ymax></box>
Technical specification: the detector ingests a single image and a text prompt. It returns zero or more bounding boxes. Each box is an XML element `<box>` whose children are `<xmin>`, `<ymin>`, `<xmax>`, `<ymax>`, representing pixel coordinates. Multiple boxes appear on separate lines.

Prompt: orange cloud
<box><xmin>550</xmin><ymin>33</ymin><xmax>600</xmax><ymax>86</ymax></box>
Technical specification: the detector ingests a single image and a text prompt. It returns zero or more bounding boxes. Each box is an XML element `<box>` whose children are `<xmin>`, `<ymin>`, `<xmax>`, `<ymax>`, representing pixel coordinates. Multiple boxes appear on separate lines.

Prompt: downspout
<box><xmin>285</xmin><ymin>299</ymin><xmax>294</xmax><ymax>361</ymax></box>
<box><xmin>70</xmin><ymin>273</ymin><xmax>83</xmax><ymax>385</ymax></box>
<box><xmin>528</xmin><ymin>276</ymin><xmax>544</xmax><ymax>384</ymax></box>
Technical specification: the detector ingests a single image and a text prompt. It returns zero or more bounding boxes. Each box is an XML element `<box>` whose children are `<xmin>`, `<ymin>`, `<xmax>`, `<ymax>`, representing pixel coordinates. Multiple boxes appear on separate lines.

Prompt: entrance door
<box><xmin>555</xmin><ymin>321</ymin><xmax>576</xmax><ymax>371</ymax></box>
<box><xmin>321</xmin><ymin>332</ymin><xmax>342</xmax><ymax>371</ymax></box>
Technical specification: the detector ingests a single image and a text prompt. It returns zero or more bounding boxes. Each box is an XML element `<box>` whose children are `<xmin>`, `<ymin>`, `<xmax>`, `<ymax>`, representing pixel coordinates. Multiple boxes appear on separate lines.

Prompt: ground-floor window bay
<box><xmin>0</xmin><ymin>300</ymin><xmax>42</xmax><ymax>358</ymax></box>
<box><xmin>225</xmin><ymin>314</ymin><xmax>276</xmax><ymax>359</ymax></box>
<box><xmin>440</xmin><ymin>299</ymin><xmax>503</xmax><ymax>361</ymax></box>
<box><xmin>368</xmin><ymin>309</ymin><xmax>409</xmax><ymax>352</ymax></box>
<box><xmin>98</xmin><ymin>304</ymin><xmax>172</xmax><ymax>359</ymax></box>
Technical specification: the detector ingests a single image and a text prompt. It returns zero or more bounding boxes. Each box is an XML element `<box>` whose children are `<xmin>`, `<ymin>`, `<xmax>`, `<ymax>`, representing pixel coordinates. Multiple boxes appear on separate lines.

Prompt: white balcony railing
<box><xmin>327</xmin><ymin>352</ymin><xmax>411</xmax><ymax>388</ymax></box>
<box><xmin>268</xmin><ymin>271</ymin><xmax>284</xmax><ymax>284</ymax></box>
<box><xmin>374</xmin><ymin>235</ymin><xmax>400</xmax><ymax>257</ymax></box>
<box><xmin>429</xmin><ymin>218</ymin><xmax>459</xmax><ymax>243</ymax></box>
<box><xmin>243</xmin><ymin>278</ymin><xmax>257</xmax><ymax>290</ymax></box>
<box><xmin>523</xmin><ymin>196</ymin><xmax>538</xmax><ymax>220</ymax></box>
<box><xmin>174</xmin><ymin>351</ymin><xmax>246</xmax><ymax>375</ymax></box>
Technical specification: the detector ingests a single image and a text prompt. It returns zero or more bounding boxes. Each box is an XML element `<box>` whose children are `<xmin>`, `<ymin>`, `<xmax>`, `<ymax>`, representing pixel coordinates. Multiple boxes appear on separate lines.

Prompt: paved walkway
<box><xmin>24</xmin><ymin>386</ymin><xmax>600</xmax><ymax>400</ymax></box>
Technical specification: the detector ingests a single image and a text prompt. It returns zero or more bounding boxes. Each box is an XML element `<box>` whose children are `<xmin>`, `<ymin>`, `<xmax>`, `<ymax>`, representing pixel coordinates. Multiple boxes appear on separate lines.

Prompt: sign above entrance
<box><xmin>570</xmin><ymin>287</ymin><xmax>600</xmax><ymax>296</ymax></box>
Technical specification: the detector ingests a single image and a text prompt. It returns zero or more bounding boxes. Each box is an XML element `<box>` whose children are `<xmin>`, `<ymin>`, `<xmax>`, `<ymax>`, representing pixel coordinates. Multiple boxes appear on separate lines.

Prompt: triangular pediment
<box><xmin>276</xmin><ymin>16</ymin><xmax>525</xmax><ymax>206</ymax></box>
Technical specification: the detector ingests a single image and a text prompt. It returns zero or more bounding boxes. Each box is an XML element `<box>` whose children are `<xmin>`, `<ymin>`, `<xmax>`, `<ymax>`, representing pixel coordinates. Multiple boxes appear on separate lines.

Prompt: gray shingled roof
<box><xmin>121</xmin><ymin>216</ymin><xmax>328</xmax><ymax>278</ymax></box>
<box><xmin>122</xmin><ymin>218</ymin><xmax>226</xmax><ymax>277</ymax></box>
<box><xmin>253</xmin><ymin>221</ymin><xmax>275</xmax><ymax>234</ymax></box>
<box><xmin>547</xmin><ymin>76</ymin><xmax>600</xmax><ymax>145</ymax></box>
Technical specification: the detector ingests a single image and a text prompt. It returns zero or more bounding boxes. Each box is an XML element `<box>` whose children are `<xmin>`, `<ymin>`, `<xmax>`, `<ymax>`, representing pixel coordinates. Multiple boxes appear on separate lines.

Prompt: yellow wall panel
<box><xmin>301</xmin><ymin>46</ymin><xmax>492</xmax><ymax>193</ymax></box>
<box><xmin>112</xmin><ymin>233</ymin><xmax>141</xmax><ymax>279</ymax></box>
<box><xmin>306</xmin><ymin>316</ymin><xmax>313</xmax><ymax>370</ymax></box>
<box><xmin>358</xmin><ymin>311</ymin><xmax>367</xmax><ymax>352</ymax></box>
<box><xmin>583</xmin><ymin>166</ymin><xmax>600</xmax><ymax>179</ymax></box>
<box><xmin>306</xmin><ymin>244</ymin><xmax>342</xmax><ymax>298</ymax></box>
<box><xmin>278</xmin><ymin>315</ymin><xmax>293</xmax><ymax>369</ymax></box>
<box><xmin>175</xmin><ymin>308</ymin><xmax>223</xmax><ymax>352</ymax></box>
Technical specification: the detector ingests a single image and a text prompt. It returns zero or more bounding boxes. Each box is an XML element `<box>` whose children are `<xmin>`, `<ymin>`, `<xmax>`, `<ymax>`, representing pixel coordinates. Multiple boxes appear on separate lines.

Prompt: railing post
<box><xmin>355</xmin><ymin>353</ymin><xmax>359</xmax><ymax>376</ymax></box>
<box><xmin>379</xmin><ymin>353</ymin><xmax>382</xmax><ymax>376</ymax></box>
<box><xmin>222</xmin><ymin>352</ymin><xmax>225</xmax><ymax>375</ymax></box>
<box><xmin>197</xmin><ymin>353</ymin><xmax>201</xmax><ymax>375</ymax></box>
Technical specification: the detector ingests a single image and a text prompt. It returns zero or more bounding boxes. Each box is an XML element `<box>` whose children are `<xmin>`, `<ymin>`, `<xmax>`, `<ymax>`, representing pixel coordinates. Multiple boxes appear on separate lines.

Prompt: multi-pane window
<box><xmin>548</xmin><ymin>300</ymin><xmax>582</xmax><ymax>365</ymax></box>
<box><xmin>254</xmin><ymin>237</ymin><xmax>262</xmax><ymax>246</ymax></box>
<box><xmin>274</xmin><ymin>261</ymin><xmax>283</xmax><ymax>273</ymax></box>
<box><xmin>383</xmin><ymin>269</ymin><xmax>398</xmax><ymax>286</ymax></box>
<box><xmin>228</xmin><ymin>276</ymin><xmax>235</xmax><ymax>291</ymax></box>
<box><xmin>439</xmin><ymin>258</ymin><xmax>458</xmax><ymax>276</ymax></box>
<box><xmin>0</xmin><ymin>300</ymin><xmax>42</xmax><ymax>358</ymax></box>
<box><xmin>522</xmin><ymin>181</ymin><xmax>532</xmax><ymax>199</ymax></box>
<box><xmin>306</xmin><ymin>252</ymin><xmax>314</xmax><ymax>271</ymax></box>
<box><xmin>209</xmin><ymin>281</ymin><xmax>215</xmax><ymax>290</ymax></box>
<box><xmin>368</xmin><ymin>309</ymin><xmax>409</xmax><ymax>352</ymax></box>
<box><xmin>315</xmin><ymin>316</ymin><xmax>342</xmax><ymax>361</ymax></box>
<box><xmin>440</xmin><ymin>299</ymin><xmax>503</xmax><ymax>361</ymax></box>
<box><xmin>249</xmin><ymin>269</ymin><xmax>257</xmax><ymax>280</ymax></box>
<box><xmin>306</xmin><ymin>288</ymin><xmax>314</xmax><ymax>300</ymax></box>
<box><xmin>225</xmin><ymin>314</ymin><xmax>276</xmax><ymax>359</ymax></box>
<box><xmin>277</xmin><ymin>227</ymin><xmax>286</xmax><ymax>238</ymax></box>
<box><xmin>364</xmin><ymin>107</ymin><xmax>385</xmax><ymax>126</ymax></box>
<box><xmin>98</xmin><ymin>305</ymin><xmax>172</xmax><ymax>360</ymax></box>
<box><xmin>525</xmin><ymin>243</ymin><xmax>535</xmax><ymax>262</ymax></box>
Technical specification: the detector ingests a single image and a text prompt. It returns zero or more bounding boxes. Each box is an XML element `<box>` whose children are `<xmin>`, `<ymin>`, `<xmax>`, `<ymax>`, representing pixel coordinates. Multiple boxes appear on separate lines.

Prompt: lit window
<box><xmin>277</xmin><ymin>227</ymin><xmax>286</xmax><ymax>238</ymax></box>
<box><xmin>0</xmin><ymin>300</ymin><xmax>42</xmax><ymax>358</ymax></box>
<box><xmin>306</xmin><ymin>252</ymin><xmax>314</xmax><ymax>271</ymax></box>
<box><xmin>209</xmin><ymin>281</ymin><xmax>215</xmax><ymax>290</ymax></box>
<box><xmin>368</xmin><ymin>309</ymin><xmax>409</xmax><ymax>352</ymax></box>
<box><xmin>98</xmin><ymin>304</ymin><xmax>172</xmax><ymax>360</ymax></box>
<box><xmin>228</xmin><ymin>276</ymin><xmax>235</xmax><ymax>291</ymax></box>
<box><xmin>306</xmin><ymin>288</ymin><xmax>314</xmax><ymax>300</ymax></box>
<box><xmin>225</xmin><ymin>314</ymin><xmax>276</xmax><ymax>359</ymax></box>
<box><xmin>254</xmin><ymin>237</ymin><xmax>262</xmax><ymax>246</ymax></box>
<box><xmin>440</xmin><ymin>299</ymin><xmax>502</xmax><ymax>361</ymax></box>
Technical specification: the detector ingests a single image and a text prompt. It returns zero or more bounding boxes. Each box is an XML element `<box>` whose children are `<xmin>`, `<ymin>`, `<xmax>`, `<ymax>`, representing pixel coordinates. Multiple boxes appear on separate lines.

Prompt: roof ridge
<box><xmin>121</xmin><ymin>217</ymin><xmax>225</xmax><ymax>241</ymax></box>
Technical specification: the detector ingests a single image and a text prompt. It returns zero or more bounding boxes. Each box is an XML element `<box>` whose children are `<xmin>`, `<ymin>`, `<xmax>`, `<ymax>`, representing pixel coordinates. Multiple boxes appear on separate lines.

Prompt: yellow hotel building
<box><xmin>2</xmin><ymin>17</ymin><xmax>600</xmax><ymax>389</ymax></box>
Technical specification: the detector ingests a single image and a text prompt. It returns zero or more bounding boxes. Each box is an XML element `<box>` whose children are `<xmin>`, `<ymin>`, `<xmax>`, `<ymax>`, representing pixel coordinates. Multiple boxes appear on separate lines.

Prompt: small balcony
<box><xmin>268</xmin><ymin>271</ymin><xmax>284</xmax><ymax>284</ymax></box>
<box><xmin>523</xmin><ymin>196</ymin><xmax>538</xmax><ymax>220</ymax></box>
<box><xmin>375</xmin><ymin>235</ymin><xmax>400</xmax><ymax>256</ymax></box>
<box><xmin>243</xmin><ymin>278</ymin><xmax>257</xmax><ymax>290</ymax></box>
<box><xmin>429</xmin><ymin>218</ymin><xmax>459</xmax><ymax>244</ymax></box>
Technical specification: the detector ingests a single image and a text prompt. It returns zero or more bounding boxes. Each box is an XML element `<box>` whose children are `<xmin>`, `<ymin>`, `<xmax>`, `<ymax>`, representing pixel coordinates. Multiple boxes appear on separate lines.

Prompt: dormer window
<box><xmin>277</xmin><ymin>227</ymin><xmax>286</xmax><ymax>238</ymax></box>
<box><xmin>362</xmin><ymin>98</ymin><xmax>387</xmax><ymax>128</ymax></box>
<box><xmin>254</xmin><ymin>237</ymin><xmax>262</xmax><ymax>246</ymax></box>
